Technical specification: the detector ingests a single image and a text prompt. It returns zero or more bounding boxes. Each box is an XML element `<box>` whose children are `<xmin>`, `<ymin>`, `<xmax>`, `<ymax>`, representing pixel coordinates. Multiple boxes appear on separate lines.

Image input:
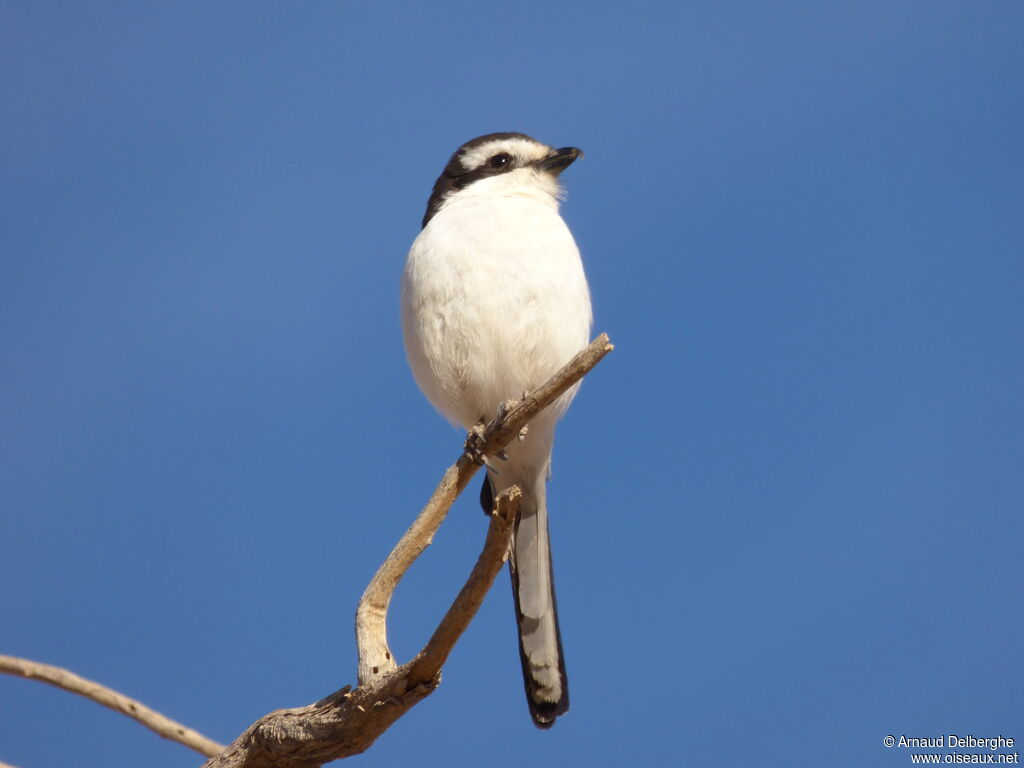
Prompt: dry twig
<box><xmin>356</xmin><ymin>332</ymin><xmax>614</xmax><ymax>685</ymax></box>
<box><xmin>0</xmin><ymin>654</ymin><xmax>224</xmax><ymax>757</ymax></box>
<box><xmin>204</xmin><ymin>333</ymin><xmax>611</xmax><ymax>768</ymax></box>
<box><xmin>2</xmin><ymin>334</ymin><xmax>613</xmax><ymax>768</ymax></box>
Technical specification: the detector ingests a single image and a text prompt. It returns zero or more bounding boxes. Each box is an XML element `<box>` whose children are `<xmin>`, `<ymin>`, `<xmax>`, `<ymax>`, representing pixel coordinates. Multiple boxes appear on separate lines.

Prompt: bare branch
<box><xmin>1</xmin><ymin>335</ymin><xmax>613</xmax><ymax>768</ymax></box>
<box><xmin>202</xmin><ymin>487</ymin><xmax>520</xmax><ymax>768</ymax></box>
<box><xmin>355</xmin><ymin>332</ymin><xmax>614</xmax><ymax>684</ymax></box>
<box><xmin>205</xmin><ymin>333</ymin><xmax>613</xmax><ymax>767</ymax></box>
<box><xmin>0</xmin><ymin>654</ymin><xmax>224</xmax><ymax>757</ymax></box>
<box><xmin>407</xmin><ymin>486</ymin><xmax>521</xmax><ymax>686</ymax></box>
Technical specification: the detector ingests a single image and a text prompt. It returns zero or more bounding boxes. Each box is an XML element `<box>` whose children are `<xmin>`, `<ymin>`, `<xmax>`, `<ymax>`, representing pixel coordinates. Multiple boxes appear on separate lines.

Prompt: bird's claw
<box><xmin>464</xmin><ymin>424</ymin><xmax>486</xmax><ymax>462</ymax></box>
<box><xmin>464</xmin><ymin>424</ymin><xmax>500</xmax><ymax>473</ymax></box>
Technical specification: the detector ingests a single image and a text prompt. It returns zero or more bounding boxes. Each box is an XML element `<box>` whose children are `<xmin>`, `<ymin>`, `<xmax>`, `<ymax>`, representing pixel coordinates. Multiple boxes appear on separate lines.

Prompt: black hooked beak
<box><xmin>537</xmin><ymin>146</ymin><xmax>582</xmax><ymax>175</ymax></box>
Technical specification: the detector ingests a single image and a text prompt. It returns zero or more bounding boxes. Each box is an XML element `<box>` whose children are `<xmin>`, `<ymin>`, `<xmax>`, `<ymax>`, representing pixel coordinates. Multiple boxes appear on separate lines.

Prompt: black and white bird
<box><xmin>401</xmin><ymin>132</ymin><xmax>592</xmax><ymax>728</ymax></box>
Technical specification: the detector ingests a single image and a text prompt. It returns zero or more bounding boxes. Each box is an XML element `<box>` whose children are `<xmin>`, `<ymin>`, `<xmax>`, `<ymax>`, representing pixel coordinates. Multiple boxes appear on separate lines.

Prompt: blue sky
<box><xmin>2</xmin><ymin>2</ymin><xmax>1022</xmax><ymax>766</ymax></box>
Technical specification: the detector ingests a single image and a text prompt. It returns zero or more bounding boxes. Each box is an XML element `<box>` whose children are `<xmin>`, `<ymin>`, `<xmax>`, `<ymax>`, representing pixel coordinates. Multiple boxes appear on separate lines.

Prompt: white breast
<box><xmin>401</xmin><ymin>182</ymin><xmax>592</xmax><ymax>431</ymax></box>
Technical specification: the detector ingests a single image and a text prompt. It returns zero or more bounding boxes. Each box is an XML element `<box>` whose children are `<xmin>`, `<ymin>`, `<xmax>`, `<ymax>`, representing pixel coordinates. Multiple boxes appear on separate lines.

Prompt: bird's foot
<box><xmin>490</xmin><ymin>400</ymin><xmax>524</xmax><ymax>459</ymax></box>
<box><xmin>464</xmin><ymin>424</ymin><xmax>500</xmax><ymax>473</ymax></box>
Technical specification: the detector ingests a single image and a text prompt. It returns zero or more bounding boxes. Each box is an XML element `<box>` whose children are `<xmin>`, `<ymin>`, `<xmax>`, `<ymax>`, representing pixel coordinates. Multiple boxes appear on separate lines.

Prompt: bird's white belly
<box><xmin>401</xmin><ymin>195</ymin><xmax>592</xmax><ymax>430</ymax></box>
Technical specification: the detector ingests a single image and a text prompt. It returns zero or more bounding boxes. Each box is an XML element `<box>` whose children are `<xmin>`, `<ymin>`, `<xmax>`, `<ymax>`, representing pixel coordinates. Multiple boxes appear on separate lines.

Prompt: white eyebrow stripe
<box><xmin>459</xmin><ymin>138</ymin><xmax>551</xmax><ymax>171</ymax></box>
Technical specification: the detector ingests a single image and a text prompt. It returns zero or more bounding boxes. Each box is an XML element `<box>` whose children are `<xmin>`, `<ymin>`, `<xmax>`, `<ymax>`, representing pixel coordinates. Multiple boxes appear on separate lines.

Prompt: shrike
<box><xmin>401</xmin><ymin>132</ymin><xmax>592</xmax><ymax>727</ymax></box>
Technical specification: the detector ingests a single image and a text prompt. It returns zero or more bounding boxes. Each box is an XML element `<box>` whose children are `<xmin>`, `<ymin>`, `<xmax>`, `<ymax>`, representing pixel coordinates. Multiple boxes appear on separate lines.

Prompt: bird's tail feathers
<box><xmin>505</xmin><ymin>475</ymin><xmax>569</xmax><ymax>728</ymax></box>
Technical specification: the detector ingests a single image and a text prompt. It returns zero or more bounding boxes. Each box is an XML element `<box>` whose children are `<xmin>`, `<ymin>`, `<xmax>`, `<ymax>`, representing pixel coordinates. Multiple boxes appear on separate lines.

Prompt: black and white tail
<box><xmin>483</xmin><ymin>473</ymin><xmax>569</xmax><ymax>727</ymax></box>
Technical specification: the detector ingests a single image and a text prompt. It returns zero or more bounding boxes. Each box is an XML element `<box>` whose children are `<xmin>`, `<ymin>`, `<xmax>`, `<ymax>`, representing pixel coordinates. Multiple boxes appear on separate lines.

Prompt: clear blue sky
<box><xmin>2</xmin><ymin>2</ymin><xmax>1022</xmax><ymax>767</ymax></box>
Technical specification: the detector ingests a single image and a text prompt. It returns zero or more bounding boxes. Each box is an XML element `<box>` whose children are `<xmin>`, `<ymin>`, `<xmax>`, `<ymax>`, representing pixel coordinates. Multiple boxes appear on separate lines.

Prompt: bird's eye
<box><xmin>489</xmin><ymin>153</ymin><xmax>511</xmax><ymax>169</ymax></box>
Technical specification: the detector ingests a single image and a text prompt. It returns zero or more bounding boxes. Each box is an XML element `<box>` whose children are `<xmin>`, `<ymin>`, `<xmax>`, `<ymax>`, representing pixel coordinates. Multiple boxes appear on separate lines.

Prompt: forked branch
<box><xmin>1</xmin><ymin>334</ymin><xmax>613</xmax><ymax>768</ymax></box>
<box><xmin>200</xmin><ymin>486</ymin><xmax>523</xmax><ymax>768</ymax></box>
<box><xmin>355</xmin><ymin>333</ymin><xmax>614</xmax><ymax>685</ymax></box>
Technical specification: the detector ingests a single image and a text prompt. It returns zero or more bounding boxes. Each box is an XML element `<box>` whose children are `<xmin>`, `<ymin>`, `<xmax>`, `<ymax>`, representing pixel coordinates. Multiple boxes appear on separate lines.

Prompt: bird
<box><xmin>401</xmin><ymin>132</ymin><xmax>592</xmax><ymax>728</ymax></box>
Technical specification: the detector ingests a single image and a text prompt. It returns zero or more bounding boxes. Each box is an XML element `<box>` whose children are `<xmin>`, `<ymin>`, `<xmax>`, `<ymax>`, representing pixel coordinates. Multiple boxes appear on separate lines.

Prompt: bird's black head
<box><xmin>421</xmin><ymin>132</ymin><xmax>582</xmax><ymax>228</ymax></box>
